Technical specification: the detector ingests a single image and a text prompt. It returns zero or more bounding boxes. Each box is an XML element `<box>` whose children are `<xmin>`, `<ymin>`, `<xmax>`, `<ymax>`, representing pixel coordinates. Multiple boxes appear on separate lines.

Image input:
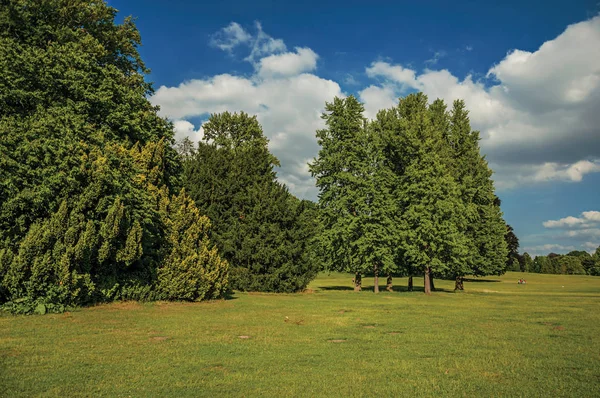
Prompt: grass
<box><xmin>1</xmin><ymin>271</ymin><xmax>600</xmax><ymax>397</ymax></box>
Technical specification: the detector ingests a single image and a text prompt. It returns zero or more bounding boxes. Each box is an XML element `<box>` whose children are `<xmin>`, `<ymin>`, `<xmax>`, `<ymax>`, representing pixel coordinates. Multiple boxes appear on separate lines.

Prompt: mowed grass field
<box><xmin>1</xmin><ymin>272</ymin><xmax>600</xmax><ymax>397</ymax></box>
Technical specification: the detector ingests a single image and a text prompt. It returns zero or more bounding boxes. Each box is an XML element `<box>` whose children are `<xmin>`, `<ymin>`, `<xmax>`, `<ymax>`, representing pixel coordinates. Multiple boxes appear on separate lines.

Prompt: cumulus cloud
<box><xmin>365</xmin><ymin>61</ymin><xmax>419</xmax><ymax>89</ymax></box>
<box><xmin>359</xmin><ymin>85</ymin><xmax>397</xmax><ymax>119</ymax></box>
<box><xmin>543</xmin><ymin>211</ymin><xmax>600</xmax><ymax>228</ymax></box>
<box><xmin>258</xmin><ymin>47</ymin><xmax>318</xmax><ymax>78</ymax></box>
<box><xmin>173</xmin><ymin>120</ymin><xmax>204</xmax><ymax>142</ymax></box>
<box><xmin>360</xmin><ymin>16</ymin><xmax>600</xmax><ymax>189</ymax></box>
<box><xmin>524</xmin><ymin>211</ymin><xmax>600</xmax><ymax>254</ymax></box>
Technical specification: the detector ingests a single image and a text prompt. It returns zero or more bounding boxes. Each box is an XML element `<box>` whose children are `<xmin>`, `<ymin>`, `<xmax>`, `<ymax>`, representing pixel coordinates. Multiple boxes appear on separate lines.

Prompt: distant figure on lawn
<box><xmin>518</xmin><ymin>279</ymin><xmax>527</xmax><ymax>284</ymax></box>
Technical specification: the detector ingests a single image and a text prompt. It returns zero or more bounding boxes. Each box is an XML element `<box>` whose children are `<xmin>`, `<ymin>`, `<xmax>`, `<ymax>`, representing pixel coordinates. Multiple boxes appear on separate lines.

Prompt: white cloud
<box><xmin>258</xmin><ymin>47</ymin><xmax>318</xmax><ymax>78</ymax></box>
<box><xmin>358</xmin><ymin>85</ymin><xmax>397</xmax><ymax>119</ymax></box>
<box><xmin>173</xmin><ymin>120</ymin><xmax>204</xmax><ymax>142</ymax></box>
<box><xmin>366</xmin><ymin>61</ymin><xmax>419</xmax><ymax>89</ymax></box>
<box><xmin>425</xmin><ymin>50</ymin><xmax>447</xmax><ymax>65</ymax></box>
<box><xmin>543</xmin><ymin>211</ymin><xmax>600</xmax><ymax>228</ymax></box>
<box><xmin>209</xmin><ymin>22</ymin><xmax>252</xmax><ymax>52</ymax></box>
<box><xmin>583</xmin><ymin>242</ymin><xmax>600</xmax><ymax>251</ymax></box>
<box><xmin>360</xmin><ymin>16</ymin><xmax>600</xmax><ymax>189</ymax></box>
<box><xmin>245</xmin><ymin>22</ymin><xmax>287</xmax><ymax>63</ymax></box>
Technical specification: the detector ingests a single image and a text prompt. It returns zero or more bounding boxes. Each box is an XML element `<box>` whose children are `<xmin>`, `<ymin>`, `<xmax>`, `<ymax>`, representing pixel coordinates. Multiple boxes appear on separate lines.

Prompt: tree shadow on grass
<box><xmin>383</xmin><ymin>286</ymin><xmax>456</xmax><ymax>293</ymax></box>
<box><xmin>318</xmin><ymin>286</ymin><xmax>355</xmax><ymax>291</ymax></box>
<box><xmin>223</xmin><ymin>291</ymin><xmax>239</xmax><ymax>300</ymax></box>
<box><xmin>462</xmin><ymin>278</ymin><xmax>501</xmax><ymax>283</ymax></box>
<box><xmin>318</xmin><ymin>285</ymin><xmax>455</xmax><ymax>293</ymax></box>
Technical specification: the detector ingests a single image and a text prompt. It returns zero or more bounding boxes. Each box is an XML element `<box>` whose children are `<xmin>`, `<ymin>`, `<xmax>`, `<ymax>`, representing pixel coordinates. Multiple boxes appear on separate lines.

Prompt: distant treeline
<box><xmin>509</xmin><ymin>250</ymin><xmax>600</xmax><ymax>276</ymax></box>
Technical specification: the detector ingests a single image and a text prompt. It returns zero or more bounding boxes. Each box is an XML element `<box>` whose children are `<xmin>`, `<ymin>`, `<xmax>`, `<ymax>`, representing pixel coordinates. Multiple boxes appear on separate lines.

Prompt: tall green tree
<box><xmin>446</xmin><ymin>100</ymin><xmax>508</xmax><ymax>289</ymax></box>
<box><xmin>183</xmin><ymin>112</ymin><xmax>318</xmax><ymax>292</ymax></box>
<box><xmin>399</xmin><ymin>139</ymin><xmax>470</xmax><ymax>295</ymax></box>
<box><xmin>521</xmin><ymin>252</ymin><xmax>533</xmax><ymax>273</ymax></box>
<box><xmin>310</xmin><ymin>96</ymin><xmax>397</xmax><ymax>292</ymax></box>
<box><xmin>0</xmin><ymin>0</ymin><xmax>226</xmax><ymax>312</ymax></box>
<box><xmin>393</xmin><ymin>95</ymin><xmax>471</xmax><ymax>294</ymax></box>
<box><xmin>589</xmin><ymin>247</ymin><xmax>600</xmax><ymax>276</ymax></box>
<box><xmin>504</xmin><ymin>224</ymin><xmax>520</xmax><ymax>270</ymax></box>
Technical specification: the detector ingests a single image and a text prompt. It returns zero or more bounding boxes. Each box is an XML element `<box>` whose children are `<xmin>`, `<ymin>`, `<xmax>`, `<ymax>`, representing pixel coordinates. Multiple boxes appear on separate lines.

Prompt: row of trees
<box><xmin>0</xmin><ymin>0</ymin><xmax>540</xmax><ymax>313</ymax></box>
<box><xmin>511</xmin><ymin>249</ymin><xmax>600</xmax><ymax>276</ymax></box>
<box><xmin>309</xmin><ymin>95</ymin><xmax>509</xmax><ymax>294</ymax></box>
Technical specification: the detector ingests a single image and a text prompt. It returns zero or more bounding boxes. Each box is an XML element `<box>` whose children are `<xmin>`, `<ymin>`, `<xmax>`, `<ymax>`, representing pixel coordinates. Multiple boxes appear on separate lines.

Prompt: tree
<box><xmin>183</xmin><ymin>112</ymin><xmax>318</xmax><ymax>293</ymax></box>
<box><xmin>504</xmin><ymin>224</ymin><xmax>520</xmax><ymax>270</ymax></box>
<box><xmin>521</xmin><ymin>252</ymin><xmax>533</xmax><ymax>273</ymax></box>
<box><xmin>394</xmin><ymin>95</ymin><xmax>470</xmax><ymax>295</ymax></box>
<box><xmin>310</xmin><ymin>96</ymin><xmax>397</xmax><ymax>292</ymax></box>
<box><xmin>557</xmin><ymin>256</ymin><xmax>586</xmax><ymax>275</ymax></box>
<box><xmin>0</xmin><ymin>0</ymin><xmax>226</xmax><ymax>312</ymax></box>
<box><xmin>589</xmin><ymin>247</ymin><xmax>600</xmax><ymax>276</ymax></box>
<box><xmin>399</xmin><ymin>141</ymin><xmax>470</xmax><ymax>295</ymax></box>
<box><xmin>445</xmin><ymin>100</ymin><xmax>508</xmax><ymax>289</ymax></box>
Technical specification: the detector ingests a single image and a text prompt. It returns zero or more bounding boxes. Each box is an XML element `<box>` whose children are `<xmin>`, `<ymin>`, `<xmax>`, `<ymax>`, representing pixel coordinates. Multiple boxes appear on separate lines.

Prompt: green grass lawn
<box><xmin>2</xmin><ymin>272</ymin><xmax>600</xmax><ymax>397</ymax></box>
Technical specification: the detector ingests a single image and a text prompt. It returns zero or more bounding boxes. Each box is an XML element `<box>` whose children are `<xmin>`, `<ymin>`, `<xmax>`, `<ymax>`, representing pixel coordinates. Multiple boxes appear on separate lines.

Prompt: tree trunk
<box><xmin>353</xmin><ymin>272</ymin><xmax>362</xmax><ymax>292</ymax></box>
<box><xmin>386</xmin><ymin>274</ymin><xmax>393</xmax><ymax>292</ymax></box>
<box><xmin>430</xmin><ymin>274</ymin><xmax>436</xmax><ymax>291</ymax></box>
<box><xmin>408</xmin><ymin>276</ymin><xmax>413</xmax><ymax>291</ymax></box>
<box><xmin>455</xmin><ymin>276</ymin><xmax>464</xmax><ymax>291</ymax></box>
<box><xmin>424</xmin><ymin>267</ymin><xmax>431</xmax><ymax>295</ymax></box>
<box><xmin>373</xmin><ymin>264</ymin><xmax>379</xmax><ymax>293</ymax></box>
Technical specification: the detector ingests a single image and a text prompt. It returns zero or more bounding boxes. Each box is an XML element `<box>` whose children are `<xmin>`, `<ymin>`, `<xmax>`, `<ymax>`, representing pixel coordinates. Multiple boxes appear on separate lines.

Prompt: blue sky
<box><xmin>108</xmin><ymin>0</ymin><xmax>600</xmax><ymax>256</ymax></box>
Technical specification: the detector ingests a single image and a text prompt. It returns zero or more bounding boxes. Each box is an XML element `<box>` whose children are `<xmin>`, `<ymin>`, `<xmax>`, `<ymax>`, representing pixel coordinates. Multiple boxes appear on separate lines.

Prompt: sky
<box><xmin>107</xmin><ymin>0</ymin><xmax>600</xmax><ymax>257</ymax></box>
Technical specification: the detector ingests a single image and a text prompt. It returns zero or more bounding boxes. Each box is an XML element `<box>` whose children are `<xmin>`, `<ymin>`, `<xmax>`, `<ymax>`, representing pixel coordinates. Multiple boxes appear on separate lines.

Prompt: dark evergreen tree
<box><xmin>504</xmin><ymin>224</ymin><xmax>520</xmax><ymax>271</ymax></box>
<box><xmin>183</xmin><ymin>112</ymin><xmax>318</xmax><ymax>292</ymax></box>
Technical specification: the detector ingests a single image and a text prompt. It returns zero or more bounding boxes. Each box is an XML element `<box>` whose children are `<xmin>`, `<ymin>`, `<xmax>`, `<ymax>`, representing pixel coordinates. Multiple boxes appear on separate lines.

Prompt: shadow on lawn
<box><xmin>318</xmin><ymin>285</ymin><xmax>455</xmax><ymax>293</ymax></box>
<box><xmin>462</xmin><ymin>278</ymin><xmax>501</xmax><ymax>283</ymax></box>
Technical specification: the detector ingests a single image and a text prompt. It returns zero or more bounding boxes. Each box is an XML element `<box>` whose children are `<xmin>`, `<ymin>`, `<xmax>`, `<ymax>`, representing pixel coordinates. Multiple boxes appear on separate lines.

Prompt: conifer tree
<box><xmin>182</xmin><ymin>112</ymin><xmax>318</xmax><ymax>292</ymax></box>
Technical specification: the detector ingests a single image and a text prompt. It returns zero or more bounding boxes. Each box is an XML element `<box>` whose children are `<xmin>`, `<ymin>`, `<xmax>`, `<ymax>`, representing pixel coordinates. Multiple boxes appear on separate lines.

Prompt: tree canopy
<box><xmin>0</xmin><ymin>0</ymin><xmax>227</xmax><ymax>313</ymax></box>
<box><xmin>182</xmin><ymin>112</ymin><xmax>319</xmax><ymax>293</ymax></box>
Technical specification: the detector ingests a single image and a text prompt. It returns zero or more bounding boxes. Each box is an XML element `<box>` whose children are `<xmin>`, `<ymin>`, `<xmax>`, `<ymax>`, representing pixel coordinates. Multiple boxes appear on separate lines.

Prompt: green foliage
<box><xmin>447</xmin><ymin>100</ymin><xmax>508</xmax><ymax>277</ymax></box>
<box><xmin>158</xmin><ymin>191</ymin><xmax>228</xmax><ymax>301</ymax></box>
<box><xmin>310</xmin><ymin>96</ymin><xmax>397</xmax><ymax>285</ymax></box>
<box><xmin>311</xmin><ymin>93</ymin><xmax>509</xmax><ymax>291</ymax></box>
<box><xmin>183</xmin><ymin>112</ymin><xmax>318</xmax><ymax>293</ymax></box>
<box><xmin>0</xmin><ymin>0</ymin><xmax>227</xmax><ymax>312</ymax></box>
<box><xmin>521</xmin><ymin>252</ymin><xmax>533</xmax><ymax>273</ymax></box>
<box><xmin>504</xmin><ymin>224</ymin><xmax>520</xmax><ymax>269</ymax></box>
<box><xmin>399</xmin><ymin>139</ymin><xmax>470</xmax><ymax>279</ymax></box>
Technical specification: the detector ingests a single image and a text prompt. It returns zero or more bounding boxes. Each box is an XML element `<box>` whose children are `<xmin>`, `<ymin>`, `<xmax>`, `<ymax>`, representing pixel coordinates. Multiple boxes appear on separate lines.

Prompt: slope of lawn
<box><xmin>1</xmin><ymin>272</ymin><xmax>599</xmax><ymax>397</ymax></box>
